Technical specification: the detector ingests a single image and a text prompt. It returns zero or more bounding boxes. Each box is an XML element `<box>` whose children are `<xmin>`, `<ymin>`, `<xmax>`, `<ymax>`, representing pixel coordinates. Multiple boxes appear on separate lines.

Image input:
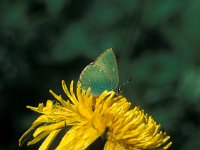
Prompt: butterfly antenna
<box><xmin>117</xmin><ymin>77</ymin><xmax>132</xmax><ymax>94</ymax></box>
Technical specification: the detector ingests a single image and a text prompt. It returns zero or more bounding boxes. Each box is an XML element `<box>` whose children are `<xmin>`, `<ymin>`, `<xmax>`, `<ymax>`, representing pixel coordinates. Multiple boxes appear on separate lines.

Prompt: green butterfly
<box><xmin>79</xmin><ymin>48</ymin><xmax>119</xmax><ymax>95</ymax></box>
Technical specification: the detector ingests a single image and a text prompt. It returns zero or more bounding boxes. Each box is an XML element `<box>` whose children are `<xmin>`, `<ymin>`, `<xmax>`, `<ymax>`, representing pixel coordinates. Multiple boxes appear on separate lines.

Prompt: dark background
<box><xmin>1</xmin><ymin>0</ymin><xmax>200</xmax><ymax>149</ymax></box>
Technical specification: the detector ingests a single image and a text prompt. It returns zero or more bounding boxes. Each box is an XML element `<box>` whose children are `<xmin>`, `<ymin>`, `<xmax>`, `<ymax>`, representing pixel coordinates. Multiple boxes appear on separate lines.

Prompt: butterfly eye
<box><xmin>117</xmin><ymin>88</ymin><xmax>122</xmax><ymax>94</ymax></box>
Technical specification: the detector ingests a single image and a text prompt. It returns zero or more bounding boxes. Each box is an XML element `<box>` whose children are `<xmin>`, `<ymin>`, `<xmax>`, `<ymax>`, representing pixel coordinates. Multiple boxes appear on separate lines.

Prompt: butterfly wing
<box><xmin>79</xmin><ymin>48</ymin><xmax>119</xmax><ymax>95</ymax></box>
<box><xmin>94</xmin><ymin>48</ymin><xmax>119</xmax><ymax>88</ymax></box>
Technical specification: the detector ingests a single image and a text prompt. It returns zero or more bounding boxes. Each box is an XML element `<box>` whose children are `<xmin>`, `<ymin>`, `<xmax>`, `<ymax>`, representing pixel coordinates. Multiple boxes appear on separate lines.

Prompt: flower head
<box><xmin>19</xmin><ymin>80</ymin><xmax>172</xmax><ymax>150</ymax></box>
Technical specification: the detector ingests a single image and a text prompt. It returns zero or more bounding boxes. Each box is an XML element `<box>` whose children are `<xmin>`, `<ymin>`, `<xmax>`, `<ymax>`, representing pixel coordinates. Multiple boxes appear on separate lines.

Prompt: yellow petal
<box><xmin>19</xmin><ymin>115</ymin><xmax>47</xmax><ymax>146</ymax></box>
<box><xmin>104</xmin><ymin>139</ymin><xmax>127</xmax><ymax>150</ymax></box>
<box><xmin>27</xmin><ymin>131</ymin><xmax>50</xmax><ymax>146</ymax></box>
<box><xmin>19</xmin><ymin>126</ymin><xmax>35</xmax><ymax>146</ymax></box>
<box><xmin>56</xmin><ymin>123</ymin><xmax>102</xmax><ymax>150</ymax></box>
<box><xmin>39</xmin><ymin>129</ymin><xmax>61</xmax><ymax>150</ymax></box>
<box><xmin>49</xmin><ymin>89</ymin><xmax>68</xmax><ymax>107</ymax></box>
<box><xmin>33</xmin><ymin>121</ymin><xmax>65</xmax><ymax>137</ymax></box>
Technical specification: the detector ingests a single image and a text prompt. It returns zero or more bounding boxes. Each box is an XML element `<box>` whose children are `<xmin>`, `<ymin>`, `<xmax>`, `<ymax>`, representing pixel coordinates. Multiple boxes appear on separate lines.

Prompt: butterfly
<box><xmin>79</xmin><ymin>48</ymin><xmax>119</xmax><ymax>95</ymax></box>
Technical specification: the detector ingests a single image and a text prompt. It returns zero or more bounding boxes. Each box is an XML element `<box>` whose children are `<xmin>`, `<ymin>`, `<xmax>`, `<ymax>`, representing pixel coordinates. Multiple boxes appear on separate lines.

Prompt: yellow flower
<box><xmin>19</xmin><ymin>80</ymin><xmax>172</xmax><ymax>150</ymax></box>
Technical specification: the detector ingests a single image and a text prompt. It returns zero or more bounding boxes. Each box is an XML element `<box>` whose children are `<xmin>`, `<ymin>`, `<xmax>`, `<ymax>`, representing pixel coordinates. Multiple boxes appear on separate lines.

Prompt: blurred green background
<box><xmin>0</xmin><ymin>0</ymin><xmax>200</xmax><ymax>149</ymax></box>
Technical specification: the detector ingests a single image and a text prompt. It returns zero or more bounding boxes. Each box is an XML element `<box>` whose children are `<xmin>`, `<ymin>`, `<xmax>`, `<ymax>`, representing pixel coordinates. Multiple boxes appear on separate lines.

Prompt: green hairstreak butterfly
<box><xmin>79</xmin><ymin>48</ymin><xmax>119</xmax><ymax>95</ymax></box>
